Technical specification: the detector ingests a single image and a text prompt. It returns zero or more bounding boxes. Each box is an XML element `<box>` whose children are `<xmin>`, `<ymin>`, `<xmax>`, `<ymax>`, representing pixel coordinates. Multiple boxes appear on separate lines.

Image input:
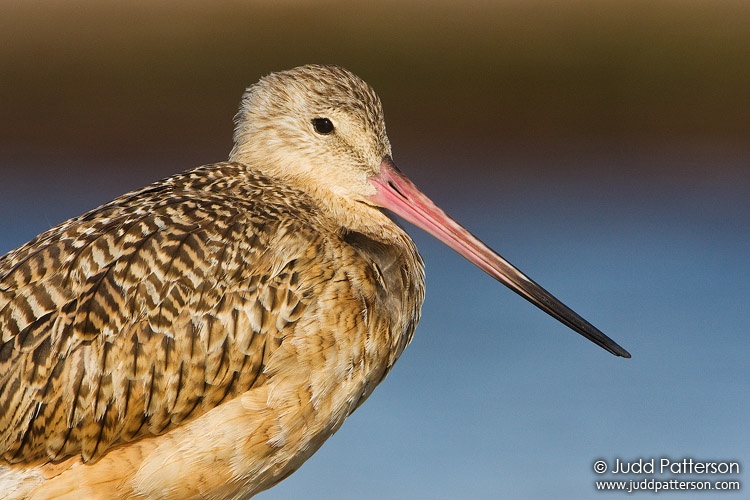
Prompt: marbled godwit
<box><xmin>0</xmin><ymin>64</ymin><xmax>629</xmax><ymax>499</ymax></box>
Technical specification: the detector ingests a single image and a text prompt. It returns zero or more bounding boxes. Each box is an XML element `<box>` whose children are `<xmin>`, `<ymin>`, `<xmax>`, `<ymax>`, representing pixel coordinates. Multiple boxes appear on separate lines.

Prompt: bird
<box><xmin>0</xmin><ymin>64</ymin><xmax>629</xmax><ymax>499</ymax></box>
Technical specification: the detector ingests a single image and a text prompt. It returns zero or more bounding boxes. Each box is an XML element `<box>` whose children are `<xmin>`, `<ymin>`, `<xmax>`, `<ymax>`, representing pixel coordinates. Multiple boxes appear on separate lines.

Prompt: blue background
<box><xmin>2</xmin><ymin>2</ymin><xmax>748</xmax><ymax>498</ymax></box>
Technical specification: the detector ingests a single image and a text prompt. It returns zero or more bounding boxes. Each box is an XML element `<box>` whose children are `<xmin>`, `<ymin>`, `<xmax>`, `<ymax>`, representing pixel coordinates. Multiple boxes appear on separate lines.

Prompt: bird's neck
<box><xmin>310</xmin><ymin>184</ymin><xmax>409</xmax><ymax>246</ymax></box>
<box><xmin>235</xmin><ymin>160</ymin><xmax>409</xmax><ymax>248</ymax></box>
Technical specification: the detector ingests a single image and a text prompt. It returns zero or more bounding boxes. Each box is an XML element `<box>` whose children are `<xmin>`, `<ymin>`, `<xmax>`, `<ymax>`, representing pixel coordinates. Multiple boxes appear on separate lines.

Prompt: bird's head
<box><xmin>230</xmin><ymin>64</ymin><xmax>390</xmax><ymax>203</ymax></box>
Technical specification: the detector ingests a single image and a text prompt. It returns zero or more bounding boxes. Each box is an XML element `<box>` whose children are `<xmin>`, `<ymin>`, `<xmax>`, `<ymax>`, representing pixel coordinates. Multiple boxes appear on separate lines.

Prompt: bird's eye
<box><xmin>312</xmin><ymin>117</ymin><xmax>335</xmax><ymax>135</ymax></box>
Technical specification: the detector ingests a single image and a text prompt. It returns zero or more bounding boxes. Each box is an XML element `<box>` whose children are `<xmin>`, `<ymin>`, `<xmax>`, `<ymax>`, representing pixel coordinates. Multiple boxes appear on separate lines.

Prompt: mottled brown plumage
<box><xmin>1</xmin><ymin>64</ymin><xmax>628</xmax><ymax>499</ymax></box>
<box><xmin>1</xmin><ymin>65</ymin><xmax>423</xmax><ymax>499</ymax></box>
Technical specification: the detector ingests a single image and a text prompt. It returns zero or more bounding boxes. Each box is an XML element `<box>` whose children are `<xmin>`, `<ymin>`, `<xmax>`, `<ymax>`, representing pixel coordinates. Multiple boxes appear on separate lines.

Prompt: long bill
<box><xmin>369</xmin><ymin>156</ymin><xmax>630</xmax><ymax>358</ymax></box>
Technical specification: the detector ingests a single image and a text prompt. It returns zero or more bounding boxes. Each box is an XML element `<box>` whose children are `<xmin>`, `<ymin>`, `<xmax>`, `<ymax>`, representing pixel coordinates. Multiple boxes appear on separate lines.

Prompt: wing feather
<box><xmin>0</xmin><ymin>164</ymin><xmax>318</xmax><ymax>464</ymax></box>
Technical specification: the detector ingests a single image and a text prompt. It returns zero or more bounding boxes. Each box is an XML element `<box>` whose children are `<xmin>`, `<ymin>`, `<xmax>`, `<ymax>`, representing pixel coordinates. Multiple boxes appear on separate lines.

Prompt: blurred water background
<box><xmin>1</xmin><ymin>2</ymin><xmax>748</xmax><ymax>498</ymax></box>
